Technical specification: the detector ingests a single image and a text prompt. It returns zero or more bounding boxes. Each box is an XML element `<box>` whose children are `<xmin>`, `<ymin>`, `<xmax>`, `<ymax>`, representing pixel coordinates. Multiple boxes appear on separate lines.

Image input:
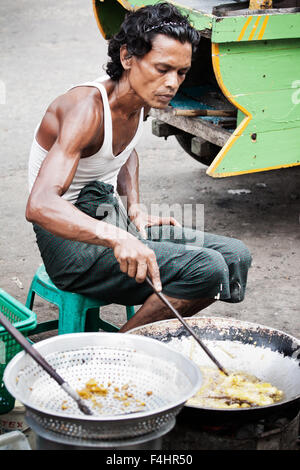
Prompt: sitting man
<box><xmin>26</xmin><ymin>2</ymin><xmax>252</xmax><ymax>333</ymax></box>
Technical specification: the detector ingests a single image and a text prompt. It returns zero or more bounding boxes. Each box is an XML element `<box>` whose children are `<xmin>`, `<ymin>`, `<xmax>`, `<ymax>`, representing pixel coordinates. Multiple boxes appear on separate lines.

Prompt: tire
<box><xmin>175</xmin><ymin>133</ymin><xmax>219</xmax><ymax>166</ymax></box>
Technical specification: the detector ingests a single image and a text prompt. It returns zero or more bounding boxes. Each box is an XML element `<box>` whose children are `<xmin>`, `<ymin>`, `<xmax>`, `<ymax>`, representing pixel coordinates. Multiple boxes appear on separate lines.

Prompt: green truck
<box><xmin>93</xmin><ymin>0</ymin><xmax>300</xmax><ymax>178</ymax></box>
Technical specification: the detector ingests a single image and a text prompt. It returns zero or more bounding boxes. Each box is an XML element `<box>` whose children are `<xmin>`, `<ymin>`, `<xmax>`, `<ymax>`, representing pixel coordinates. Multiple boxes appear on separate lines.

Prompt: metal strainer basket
<box><xmin>4</xmin><ymin>333</ymin><xmax>202</xmax><ymax>440</ymax></box>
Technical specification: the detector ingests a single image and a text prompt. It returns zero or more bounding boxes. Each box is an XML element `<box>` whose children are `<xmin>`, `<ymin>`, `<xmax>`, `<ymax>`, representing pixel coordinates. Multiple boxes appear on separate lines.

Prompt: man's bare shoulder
<box><xmin>37</xmin><ymin>86</ymin><xmax>104</xmax><ymax>150</ymax></box>
<box><xmin>54</xmin><ymin>86</ymin><xmax>104</xmax><ymax>129</ymax></box>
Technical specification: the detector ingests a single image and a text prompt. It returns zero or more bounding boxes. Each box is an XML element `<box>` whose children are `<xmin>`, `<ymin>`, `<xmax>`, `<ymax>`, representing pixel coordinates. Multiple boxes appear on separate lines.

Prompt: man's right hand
<box><xmin>113</xmin><ymin>235</ymin><xmax>162</xmax><ymax>292</ymax></box>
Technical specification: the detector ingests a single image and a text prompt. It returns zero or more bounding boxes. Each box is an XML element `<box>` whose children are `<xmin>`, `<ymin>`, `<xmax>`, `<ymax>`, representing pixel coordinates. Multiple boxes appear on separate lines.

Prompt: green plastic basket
<box><xmin>0</xmin><ymin>288</ymin><xmax>37</xmax><ymax>414</ymax></box>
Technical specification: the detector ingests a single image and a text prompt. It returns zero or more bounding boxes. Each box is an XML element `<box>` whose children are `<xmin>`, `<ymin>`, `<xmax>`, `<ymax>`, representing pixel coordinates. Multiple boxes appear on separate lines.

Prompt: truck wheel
<box><xmin>175</xmin><ymin>133</ymin><xmax>219</xmax><ymax>166</ymax></box>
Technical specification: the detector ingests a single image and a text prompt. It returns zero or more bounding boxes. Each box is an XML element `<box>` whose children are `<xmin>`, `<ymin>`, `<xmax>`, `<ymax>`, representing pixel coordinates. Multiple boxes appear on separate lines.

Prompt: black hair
<box><xmin>106</xmin><ymin>2</ymin><xmax>200</xmax><ymax>81</ymax></box>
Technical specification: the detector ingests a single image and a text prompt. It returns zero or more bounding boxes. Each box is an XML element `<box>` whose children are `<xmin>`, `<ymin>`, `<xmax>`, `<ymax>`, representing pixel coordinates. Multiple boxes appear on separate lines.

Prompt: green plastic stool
<box><xmin>26</xmin><ymin>265</ymin><xmax>135</xmax><ymax>335</ymax></box>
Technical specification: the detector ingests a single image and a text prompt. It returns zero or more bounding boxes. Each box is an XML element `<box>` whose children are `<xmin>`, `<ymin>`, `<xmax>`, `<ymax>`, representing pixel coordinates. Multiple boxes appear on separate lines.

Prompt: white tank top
<box><xmin>28</xmin><ymin>76</ymin><xmax>144</xmax><ymax>203</ymax></box>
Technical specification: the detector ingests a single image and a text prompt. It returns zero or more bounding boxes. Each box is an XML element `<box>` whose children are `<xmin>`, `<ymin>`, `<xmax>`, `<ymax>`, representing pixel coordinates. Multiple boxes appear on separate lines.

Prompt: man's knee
<box><xmin>225</xmin><ymin>238</ymin><xmax>252</xmax><ymax>268</ymax></box>
<box><xmin>181</xmin><ymin>249</ymin><xmax>229</xmax><ymax>295</ymax></box>
<box><xmin>225</xmin><ymin>239</ymin><xmax>252</xmax><ymax>303</ymax></box>
<box><xmin>236</xmin><ymin>239</ymin><xmax>252</xmax><ymax>268</ymax></box>
<box><xmin>204</xmin><ymin>250</ymin><xmax>229</xmax><ymax>287</ymax></box>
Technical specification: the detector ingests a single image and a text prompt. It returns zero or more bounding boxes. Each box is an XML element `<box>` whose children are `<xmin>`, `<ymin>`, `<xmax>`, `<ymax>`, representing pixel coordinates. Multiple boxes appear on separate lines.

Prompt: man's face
<box><xmin>127</xmin><ymin>34</ymin><xmax>192</xmax><ymax>108</ymax></box>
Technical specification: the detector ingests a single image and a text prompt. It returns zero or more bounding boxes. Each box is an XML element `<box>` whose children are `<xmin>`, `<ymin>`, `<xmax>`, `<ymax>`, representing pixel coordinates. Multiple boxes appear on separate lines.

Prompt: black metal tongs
<box><xmin>0</xmin><ymin>311</ymin><xmax>93</xmax><ymax>415</ymax></box>
<box><xmin>145</xmin><ymin>276</ymin><xmax>229</xmax><ymax>376</ymax></box>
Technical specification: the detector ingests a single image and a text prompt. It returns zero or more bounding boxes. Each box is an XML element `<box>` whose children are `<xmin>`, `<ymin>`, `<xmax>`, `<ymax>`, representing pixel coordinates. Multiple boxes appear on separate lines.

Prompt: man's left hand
<box><xmin>129</xmin><ymin>209</ymin><xmax>181</xmax><ymax>239</ymax></box>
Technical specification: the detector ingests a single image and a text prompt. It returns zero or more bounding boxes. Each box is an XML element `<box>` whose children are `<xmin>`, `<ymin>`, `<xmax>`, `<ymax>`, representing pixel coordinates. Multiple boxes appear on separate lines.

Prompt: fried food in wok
<box><xmin>188</xmin><ymin>367</ymin><xmax>284</xmax><ymax>409</ymax></box>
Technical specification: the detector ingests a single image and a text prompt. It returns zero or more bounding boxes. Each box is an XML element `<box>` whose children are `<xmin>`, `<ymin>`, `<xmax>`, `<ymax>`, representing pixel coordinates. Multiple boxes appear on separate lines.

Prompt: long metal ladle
<box><xmin>145</xmin><ymin>276</ymin><xmax>229</xmax><ymax>376</ymax></box>
<box><xmin>0</xmin><ymin>312</ymin><xmax>93</xmax><ymax>415</ymax></box>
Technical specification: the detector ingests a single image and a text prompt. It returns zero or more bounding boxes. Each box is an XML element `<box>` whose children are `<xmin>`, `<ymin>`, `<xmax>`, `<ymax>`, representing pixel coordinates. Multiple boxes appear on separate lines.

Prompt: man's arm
<box><xmin>26</xmin><ymin>99</ymin><xmax>162</xmax><ymax>290</ymax></box>
<box><xmin>26</xmin><ymin>98</ymin><xmax>119</xmax><ymax>245</ymax></box>
<box><xmin>117</xmin><ymin>148</ymin><xmax>141</xmax><ymax>218</ymax></box>
<box><xmin>116</xmin><ymin>105</ymin><xmax>150</xmax><ymax>215</ymax></box>
<box><xmin>117</xmin><ymin>148</ymin><xmax>181</xmax><ymax>239</ymax></box>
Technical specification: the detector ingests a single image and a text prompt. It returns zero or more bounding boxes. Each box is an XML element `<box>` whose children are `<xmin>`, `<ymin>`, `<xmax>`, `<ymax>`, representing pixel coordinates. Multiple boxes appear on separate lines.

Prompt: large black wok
<box><xmin>128</xmin><ymin>317</ymin><xmax>300</xmax><ymax>425</ymax></box>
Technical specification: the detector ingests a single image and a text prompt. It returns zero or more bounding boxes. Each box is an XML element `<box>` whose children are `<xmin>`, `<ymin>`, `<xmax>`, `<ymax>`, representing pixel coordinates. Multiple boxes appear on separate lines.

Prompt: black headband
<box><xmin>144</xmin><ymin>21</ymin><xmax>185</xmax><ymax>34</ymax></box>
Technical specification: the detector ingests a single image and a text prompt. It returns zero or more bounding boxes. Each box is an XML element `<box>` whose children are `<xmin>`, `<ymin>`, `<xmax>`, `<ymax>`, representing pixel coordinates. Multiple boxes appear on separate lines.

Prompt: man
<box><xmin>26</xmin><ymin>3</ymin><xmax>252</xmax><ymax>333</ymax></box>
